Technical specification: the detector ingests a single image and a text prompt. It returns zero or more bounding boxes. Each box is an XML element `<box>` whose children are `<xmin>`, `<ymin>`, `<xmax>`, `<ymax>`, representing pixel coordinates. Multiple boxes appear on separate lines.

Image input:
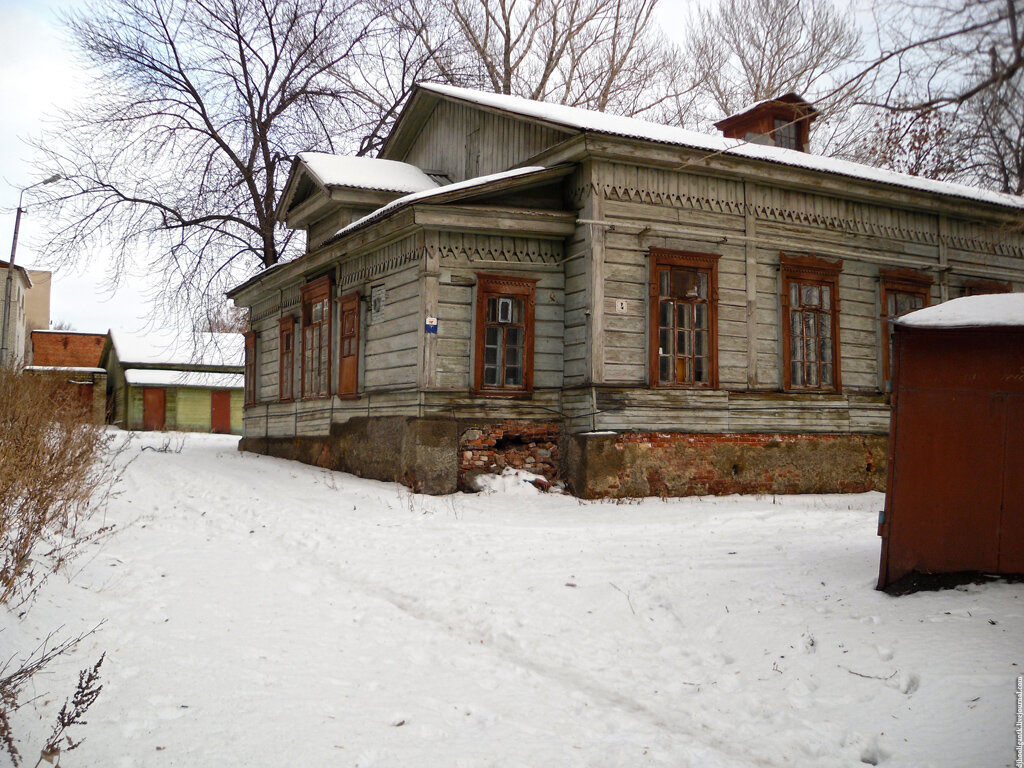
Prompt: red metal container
<box><xmin>878</xmin><ymin>305</ymin><xmax>1024</xmax><ymax>590</ymax></box>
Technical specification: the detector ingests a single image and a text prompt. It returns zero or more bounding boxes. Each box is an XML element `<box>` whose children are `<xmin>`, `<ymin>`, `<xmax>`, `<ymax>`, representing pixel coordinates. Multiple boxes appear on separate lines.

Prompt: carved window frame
<box><xmin>278</xmin><ymin>315</ymin><xmax>295</xmax><ymax>403</ymax></box>
<box><xmin>964</xmin><ymin>278</ymin><xmax>1013</xmax><ymax>296</ymax></box>
<box><xmin>300</xmin><ymin>275</ymin><xmax>332</xmax><ymax>400</ymax></box>
<box><xmin>243</xmin><ymin>330</ymin><xmax>257</xmax><ymax>408</ymax></box>
<box><xmin>473</xmin><ymin>273</ymin><xmax>537</xmax><ymax>397</ymax></box>
<box><xmin>648</xmin><ymin>248</ymin><xmax>720</xmax><ymax>389</ymax></box>
<box><xmin>780</xmin><ymin>253</ymin><xmax>843</xmax><ymax>393</ymax></box>
<box><xmin>879</xmin><ymin>268</ymin><xmax>932</xmax><ymax>390</ymax></box>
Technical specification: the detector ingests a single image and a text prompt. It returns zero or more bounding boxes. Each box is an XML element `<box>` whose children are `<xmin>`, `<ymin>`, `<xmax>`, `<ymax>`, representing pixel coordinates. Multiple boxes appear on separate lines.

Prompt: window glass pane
<box><xmin>790</xmin><ymin>310</ymin><xmax>803</xmax><ymax>350</ymax></box>
<box><xmin>792</xmin><ymin>361</ymin><xmax>804</xmax><ymax>386</ymax></box>
<box><xmin>821</xmin><ymin>285</ymin><xmax>830</xmax><ymax>310</ymax></box>
<box><xmin>886</xmin><ymin>293</ymin><xmax>896</xmax><ymax>316</ymax></box>
<box><xmin>506</xmin><ymin>346</ymin><xmax>521</xmax><ymax>368</ymax></box>
<box><xmin>660</xmin><ymin>300</ymin><xmax>673</xmax><ymax>327</ymax></box>
<box><xmin>660</xmin><ymin>271</ymin><xmax>670</xmax><ymax>296</ymax></box>
<box><xmin>694</xmin><ymin>330</ymin><xmax>707</xmax><ymax>356</ymax></box>
<box><xmin>694</xmin><ymin>303</ymin><xmax>707</xmax><ymax>329</ymax></box>
<box><xmin>510</xmin><ymin>299</ymin><xmax>523</xmax><ymax>324</ymax></box>
<box><xmin>486</xmin><ymin>297</ymin><xmax>497</xmax><ymax>323</ymax></box>
<box><xmin>821</xmin><ymin>338</ymin><xmax>832</xmax><ymax>363</ymax></box>
<box><xmin>678</xmin><ymin>304</ymin><xmax>691</xmax><ymax>329</ymax></box>
<box><xmin>807</xmin><ymin>362</ymin><xmax>819</xmax><ymax>386</ymax></box>
<box><xmin>821</xmin><ymin>363</ymin><xmax>833</xmax><ymax>386</ymax></box>
<box><xmin>695</xmin><ymin>357</ymin><xmax>707</xmax><ymax>383</ymax></box>
<box><xmin>484</xmin><ymin>365</ymin><xmax>498</xmax><ymax>385</ymax></box>
<box><xmin>802</xmin><ymin>284</ymin><xmax>820</xmax><ymax>306</ymax></box>
<box><xmin>660</xmin><ymin>328</ymin><xmax>673</xmax><ymax>356</ymax></box>
<box><xmin>677</xmin><ymin>330</ymin><xmax>690</xmax><ymax>356</ymax></box>
<box><xmin>790</xmin><ymin>282</ymin><xmax>800</xmax><ymax>306</ymax></box>
<box><xmin>698</xmin><ymin>272</ymin><xmax>708</xmax><ymax>299</ymax></box>
<box><xmin>505</xmin><ymin>366</ymin><xmax>522</xmax><ymax>386</ymax></box>
<box><xmin>507</xmin><ymin>327</ymin><xmax>522</xmax><ymax>348</ymax></box>
<box><xmin>804</xmin><ymin>312</ymin><xmax>817</xmax><ymax>341</ymax></box>
<box><xmin>659</xmin><ymin>355</ymin><xmax>671</xmax><ymax>382</ymax></box>
<box><xmin>671</xmin><ymin>269</ymin><xmax>699</xmax><ymax>299</ymax></box>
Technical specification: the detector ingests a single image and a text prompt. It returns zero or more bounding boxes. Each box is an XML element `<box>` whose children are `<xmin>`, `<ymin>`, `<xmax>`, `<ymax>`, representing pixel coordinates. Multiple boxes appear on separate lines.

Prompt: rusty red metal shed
<box><xmin>877</xmin><ymin>294</ymin><xmax>1024</xmax><ymax>590</ymax></box>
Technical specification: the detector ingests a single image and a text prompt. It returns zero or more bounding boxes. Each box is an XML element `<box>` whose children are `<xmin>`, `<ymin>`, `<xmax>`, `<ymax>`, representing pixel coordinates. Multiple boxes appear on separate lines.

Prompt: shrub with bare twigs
<box><xmin>0</xmin><ymin>366</ymin><xmax>125</xmax><ymax>766</ymax></box>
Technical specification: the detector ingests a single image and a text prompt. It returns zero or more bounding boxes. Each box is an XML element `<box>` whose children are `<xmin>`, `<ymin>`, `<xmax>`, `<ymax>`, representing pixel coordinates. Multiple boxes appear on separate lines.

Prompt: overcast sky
<box><xmin>0</xmin><ymin>0</ymin><xmax>689</xmax><ymax>333</ymax></box>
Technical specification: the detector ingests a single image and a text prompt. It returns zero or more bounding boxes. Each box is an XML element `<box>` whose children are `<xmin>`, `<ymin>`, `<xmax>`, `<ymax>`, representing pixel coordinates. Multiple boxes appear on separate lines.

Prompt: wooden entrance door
<box><xmin>142</xmin><ymin>388</ymin><xmax>166</xmax><ymax>431</ymax></box>
<box><xmin>211</xmin><ymin>389</ymin><xmax>231</xmax><ymax>434</ymax></box>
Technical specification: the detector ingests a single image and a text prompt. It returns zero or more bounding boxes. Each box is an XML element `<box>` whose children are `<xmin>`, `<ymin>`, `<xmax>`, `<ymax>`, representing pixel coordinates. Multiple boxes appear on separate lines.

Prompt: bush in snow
<box><xmin>0</xmin><ymin>366</ymin><xmax>122</xmax><ymax>765</ymax></box>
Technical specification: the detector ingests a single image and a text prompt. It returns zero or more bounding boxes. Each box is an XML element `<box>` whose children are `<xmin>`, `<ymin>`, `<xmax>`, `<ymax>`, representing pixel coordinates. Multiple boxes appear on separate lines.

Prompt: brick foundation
<box><xmin>565</xmin><ymin>431</ymin><xmax>888</xmax><ymax>499</ymax></box>
<box><xmin>241</xmin><ymin>417</ymin><xmax>887</xmax><ymax>499</ymax></box>
<box><xmin>457</xmin><ymin>420</ymin><xmax>561</xmax><ymax>489</ymax></box>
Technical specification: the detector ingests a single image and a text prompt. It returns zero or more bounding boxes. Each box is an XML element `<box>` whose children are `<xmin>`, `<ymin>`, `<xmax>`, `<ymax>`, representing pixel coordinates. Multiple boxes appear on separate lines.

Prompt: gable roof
<box><xmin>410</xmin><ymin>82</ymin><xmax>1024</xmax><ymax>212</ymax></box>
<box><xmin>0</xmin><ymin>259</ymin><xmax>32</xmax><ymax>288</ymax></box>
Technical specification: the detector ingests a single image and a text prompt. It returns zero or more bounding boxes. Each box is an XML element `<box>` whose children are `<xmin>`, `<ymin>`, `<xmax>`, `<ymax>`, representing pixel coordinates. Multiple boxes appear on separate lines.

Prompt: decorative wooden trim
<box><xmin>780</xmin><ymin>253</ymin><xmax>842</xmax><ymax>392</ymax></box>
<box><xmin>300</xmin><ymin>275</ymin><xmax>332</xmax><ymax>400</ymax></box>
<box><xmin>472</xmin><ymin>273</ymin><xmax>538</xmax><ymax>397</ymax></box>
<box><xmin>647</xmin><ymin>248</ymin><xmax>721</xmax><ymax>390</ymax></box>
<box><xmin>879</xmin><ymin>266</ymin><xmax>934</xmax><ymax>290</ymax></box>
<box><xmin>879</xmin><ymin>270</ymin><xmax>931</xmax><ymax>389</ymax></box>
<box><xmin>964</xmin><ymin>278</ymin><xmax>1013</xmax><ymax>296</ymax></box>
<box><xmin>243</xmin><ymin>331</ymin><xmax>256</xmax><ymax>408</ymax></box>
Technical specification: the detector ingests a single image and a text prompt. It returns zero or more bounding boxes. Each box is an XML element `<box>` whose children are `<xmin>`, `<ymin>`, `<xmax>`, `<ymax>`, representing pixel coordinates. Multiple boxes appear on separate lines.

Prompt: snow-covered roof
<box><xmin>896</xmin><ymin>293</ymin><xmax>1024</xmax><ymax>329</ymax></box>
<box><xmin>124</xmin><ymin>369</ymin><xmax>244</xmax><ymax>389</ymax></box>
<box><xmin>330</xmin><ymin>166</ymin><xmax>549</xmax><ymax>241</ymax></box>
<box><xmin>298</xmin><ymin>153</ymin><xmax>439</xmax><ymax>194</ymax></box>
<box><xmin>418</xmin><ymin>82</ymin><xmax>1024</xmax><ymax>211</ymax></box>
<box><xmin>109</xmin><ymin>330</ymin><xmax>244</xmax><ymax>368</ymax></box>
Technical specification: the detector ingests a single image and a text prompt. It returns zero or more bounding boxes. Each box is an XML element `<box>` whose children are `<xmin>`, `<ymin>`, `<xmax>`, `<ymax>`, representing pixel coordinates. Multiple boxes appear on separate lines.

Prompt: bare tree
<box><xmin>350</xmin><ymin>0</ymin><xmax>691</xmax><ymax>156</ymax></box>
<box><xmin>682</xmin><ymin>0</ymin><xmax>863</xmax><ymax>140</ymax></box>
<box><xmin>33</xmin><ymin>0</ymin><xmax>380</xmax><ymax>323</ymax></box>
<box><xmin>856</xmin><ymin>103</ymin><xmax>971</xmax><ymax>182</ymax></box>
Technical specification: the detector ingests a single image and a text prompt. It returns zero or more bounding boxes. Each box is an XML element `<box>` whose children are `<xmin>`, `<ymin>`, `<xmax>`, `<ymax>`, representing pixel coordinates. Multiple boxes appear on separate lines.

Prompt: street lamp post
<box><xmin>1</xmin><ymin>174</ymin><xmax>60</xmax><ymax>367</ymax></box>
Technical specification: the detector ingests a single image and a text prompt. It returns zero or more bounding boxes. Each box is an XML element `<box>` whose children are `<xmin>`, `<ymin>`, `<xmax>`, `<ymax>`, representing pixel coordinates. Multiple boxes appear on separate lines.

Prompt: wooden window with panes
<box><xmin>648</xmin><ymin>248</ymin><xmax>720</xmax><ymax>388</ymax></box>
<box><xmin>337</xmin><ymin>291</ymin><xmax>360</xmax><ymax>397</ymax></box>
<box><xmin>473</xmin><ymin>274</ymin><xmax>536</xmax><ymax>395</ymax></box>
<box><xmin>243</xmin><ymin>331</ymin><xmax>256</xmax><ymax>407</ymax></box>
<box><xmin>879</xmin><ymin>268</ymin><xmax>931</xmax><ymax>390</ymax></box>
<box><xmin>278</xmin><ymin>316</ymin><xmax>295</xmax><ymax>402</ymax></box>
<box><xmin>300</xmin><ymin>276</ymin><xmax>331</xmax><ymax>399</ymax></box>
<box><xmin>780</xmin><ymin>254</ymin><xmax>842</xmax><ymax>392</ymax></box>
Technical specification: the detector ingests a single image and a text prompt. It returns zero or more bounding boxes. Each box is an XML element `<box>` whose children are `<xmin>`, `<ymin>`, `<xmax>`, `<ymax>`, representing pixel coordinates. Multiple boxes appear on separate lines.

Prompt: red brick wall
<box><xmin>458</xmin><ymin>420</ymin><xmax>561</xmax><ymax>488</ymax></box>
<box><xmin>566</xmin><ymin>431</ymin><xmax>888</xmax><ymax>498</ymax></box>
<box><xmin>31</xmin><ymin>332</ymin><xmax>106</xmax><ymax>367</ymax></box>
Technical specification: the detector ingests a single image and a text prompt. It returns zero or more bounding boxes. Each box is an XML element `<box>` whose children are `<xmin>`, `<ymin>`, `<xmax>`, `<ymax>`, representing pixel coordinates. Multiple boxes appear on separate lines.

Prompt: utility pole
<box><xmin>1</xmin><ymin>175</ymin><xmax>60</xmax><ymax>367</ymax></box>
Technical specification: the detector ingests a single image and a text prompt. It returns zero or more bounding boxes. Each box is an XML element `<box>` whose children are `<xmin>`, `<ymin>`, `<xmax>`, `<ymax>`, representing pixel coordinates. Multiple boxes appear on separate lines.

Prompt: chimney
<box><xmin>714</xmin><ymin>94</ymin><xmax>818</xmax><ymax>153</ymax></box>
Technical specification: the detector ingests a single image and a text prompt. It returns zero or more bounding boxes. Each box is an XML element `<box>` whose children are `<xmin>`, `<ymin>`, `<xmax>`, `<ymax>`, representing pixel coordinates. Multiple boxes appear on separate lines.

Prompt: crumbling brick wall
<box><xmin>458</xmin><ymin>420</ymin><xmax>561</xmax><ymax>488</ymax></box>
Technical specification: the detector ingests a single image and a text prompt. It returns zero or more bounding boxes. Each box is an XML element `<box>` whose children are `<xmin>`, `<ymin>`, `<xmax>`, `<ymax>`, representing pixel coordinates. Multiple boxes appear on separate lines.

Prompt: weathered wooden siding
<box><xmin>401</xmin><ymin>99</ymin><xmax>573</xmax><ymax>182</ymax></box>
<box><xmin>586</xmin><ymin>159</ymin><xmax>1024</xmax><ymax>434</ymax></box>
<box><xmin>432</xmin><ymin>231</ymin><xmax>565</xmax><ymax>391</ymax></box>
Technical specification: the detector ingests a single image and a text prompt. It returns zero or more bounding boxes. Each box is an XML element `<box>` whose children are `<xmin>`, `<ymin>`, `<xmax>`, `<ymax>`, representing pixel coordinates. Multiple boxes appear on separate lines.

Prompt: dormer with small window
<box><xmin>714</xmin><ymin>94</ymin><xmax>818</xmax><ymax>153</ymax></box>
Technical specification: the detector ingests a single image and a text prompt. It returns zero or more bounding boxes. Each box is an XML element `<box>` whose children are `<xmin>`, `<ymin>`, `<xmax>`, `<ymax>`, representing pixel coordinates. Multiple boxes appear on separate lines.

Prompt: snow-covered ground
<box><xmin>5</xmin><ymin>432</ymin><xmax>1022</xmax><ymax>767</ymax></box>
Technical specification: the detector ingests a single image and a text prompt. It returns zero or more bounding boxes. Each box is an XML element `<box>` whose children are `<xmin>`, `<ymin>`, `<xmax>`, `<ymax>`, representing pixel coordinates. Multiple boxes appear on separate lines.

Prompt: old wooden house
<box><xmin>101</xmin><ymin>330</ymin><xmax>244</xmax><ymax>433</ymax></box>
<box><xmin>228</xmin><ymin>85</ymin><xmax>1024</xmax><ymax>496</ymax></box>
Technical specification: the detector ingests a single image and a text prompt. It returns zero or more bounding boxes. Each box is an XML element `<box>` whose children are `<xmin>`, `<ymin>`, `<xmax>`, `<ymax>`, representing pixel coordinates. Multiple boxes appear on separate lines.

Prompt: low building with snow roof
<box><xmin>100</xmin><ymin>329</ymin><xmax>244</xmax><ymax>433</ymax></box>
<box><xmin>23</xmin><ymin>330</ymin><xmax>109</xmax><ymax>422</ymax></box>
<box><xmin>228</xmin><ymin>83</ymin><xmax>1024</xmax><ymax>496</ymax></box>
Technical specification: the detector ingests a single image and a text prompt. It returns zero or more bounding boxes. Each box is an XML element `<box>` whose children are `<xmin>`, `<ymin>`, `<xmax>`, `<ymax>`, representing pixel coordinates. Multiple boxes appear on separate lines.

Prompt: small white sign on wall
<box><xmin>370</xmin><ymin>283</ymin><xmax>386</xmax><ymax>323</ymax></box>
